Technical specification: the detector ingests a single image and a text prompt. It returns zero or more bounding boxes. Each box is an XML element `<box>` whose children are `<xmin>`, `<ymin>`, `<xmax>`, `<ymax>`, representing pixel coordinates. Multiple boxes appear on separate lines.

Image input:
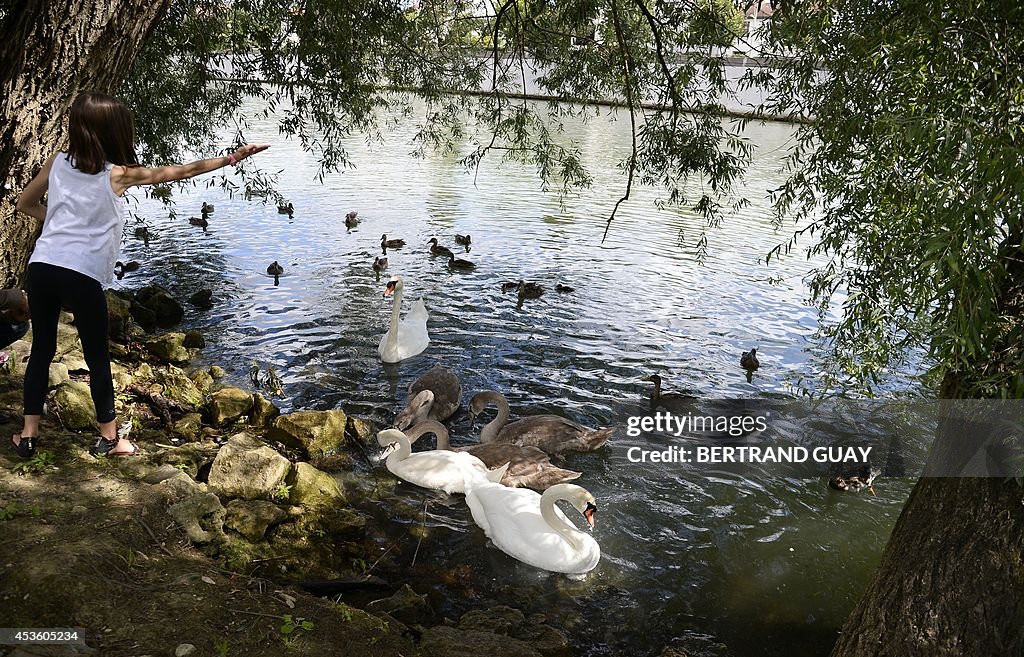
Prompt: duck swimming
<box><xmin>372</xmin><ymin>256</ymin><xmax>388</xmax><ymax>280</ymax></box>
<box><xmin>647</xmin><ymin>374</ymin><xmax>697</xmax><ymax>410</ymax></box>
<box><xmin>278</xmin><ymin>202</ymin><xmax>294</xmax><ymax>215</ymax></box>
<box><xmin>266</xmin><ymin>261</ymin><xmax>284</xmax><ymax>276</ymax></box>
<box><xmin>345</xmin><ymin>211</ymin><xmax>359</xmax><ymax>228</ymax></box>
<box><xmin>188</xmin><ymin>215</ymin><xmax>208</xmax><ymax>228</ymax></box>
<box><xmin>201</xmin><ymin>202</ymin><xmax>215</xmax><ymax>214</ymax></box>
<box><xmin>381</xmin><ymin>234</ymin><xmax>406</xmax><ymax>250</ymax></box>
<box><xmin>448</xmin><ymin>253</ymin><xmax>476</xmax><ymax>270</ymax></box>
<box><xmin>455</xmin><ymin>234</ymin><xmax>472</xmax><ymax>246</ymax></box>
<box><xmin>740</xmin><ymin>348</ymin><xmax>760</xmax><ymax>370</ymax></box>
<box><xmin>427</xmin><ymin>238</ymin><xmax>454</xmax><ymax>258</ymax></box>
<box><xmin>829</xmin><ymin>467</ymin><xmax>880</xmax><ymax>495</ymax></box>
<box><xmin>518</xmin><ymin>281</ymin><xmax>543</xmax><ymax>298</ymax></box>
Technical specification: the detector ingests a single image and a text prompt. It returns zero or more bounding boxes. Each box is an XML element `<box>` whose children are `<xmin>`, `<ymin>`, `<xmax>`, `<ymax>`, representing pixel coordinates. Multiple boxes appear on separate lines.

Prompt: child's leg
<box><xmin>21</xmin><ymin>264</ymin><xmax>63</xmax><ymax>438</ymax></box>
<box><xmin>63</xmin><ymin>270</ymin><xmax>118</xmax><ymax>441</ymax></box>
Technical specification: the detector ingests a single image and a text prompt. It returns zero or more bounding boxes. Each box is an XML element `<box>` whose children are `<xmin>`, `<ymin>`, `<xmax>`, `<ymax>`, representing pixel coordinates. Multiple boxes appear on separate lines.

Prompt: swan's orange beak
<box><xmin>383</xmin><ymin>281</ymin><xmax>396</xmax><ymax>298</ymax></box>
<box><xmin>583</xmin><ymin>502</ymin><xmax>597</xmax><ymax>529</ymax></box>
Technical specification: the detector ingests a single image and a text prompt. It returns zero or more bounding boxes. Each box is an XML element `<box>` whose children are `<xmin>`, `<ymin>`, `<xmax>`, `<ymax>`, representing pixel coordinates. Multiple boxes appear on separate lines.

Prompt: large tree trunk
<box><xmin>0</xmin><ymin>0</ymin><xmax>171</xmax><ymax>287</ymax></box>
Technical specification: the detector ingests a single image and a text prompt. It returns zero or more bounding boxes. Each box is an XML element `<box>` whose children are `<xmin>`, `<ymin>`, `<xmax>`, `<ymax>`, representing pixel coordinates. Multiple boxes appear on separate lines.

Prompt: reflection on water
<box><xmin>120</xmin><ymin>102</ymin><xmax>916</xmax><ymax>656</ymax></box>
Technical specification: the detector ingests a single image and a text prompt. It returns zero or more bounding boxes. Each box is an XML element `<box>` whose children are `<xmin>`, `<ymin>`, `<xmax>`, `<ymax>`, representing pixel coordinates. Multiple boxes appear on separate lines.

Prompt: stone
<box><xmin>106</xmin><ymin>290</ymin><xmax>133</xmax><ymax>343</ymax></box>
<box><xmin>144</xmin><ymin>332</ymin><xmax>191</xmax><ymax>363</ymax></box>
<box><xmin>173</xmin><ymin>413</ymin><xmax>204</xmax><ymax>441</ymax></box>
<box><xmin>157</xmin><ymin>365</ymin><xmax>204</xmax><ymax>407</ymax></box>
<box><xmin>250</xmin><ymin>393</ymin><xmax>280</xmax><ymax>426</ymax></box>
<box><xmin>143</xmin><ymin>463</ymin><xmax>186</xmax><ymax>485</ymax></box>
<box><xmin>658</xmin><ymin>634</ymin><xmax>732</xmax><ymax>657</ymax></box>
<box><xmin>47</xmin><ymin>362</ymin><xmax>70</xmax><ymax>387</ymax></box>
<box><xmin>207</xmin><ymin>433</ymin><xmax>291</xmax><ymax>501</ymax></box>
<box><xmin>189</xmin><ymin>288</ymin><xmax>213</xmax><ymax>309</ymax></box>
<box><xmin>207</xmin><ymin>387</ymin><xmax>253</xmax><ymax>426</ymax></box>
<box><xmin>175</xmin><ymin>644</ymin><xmax>197</xmax><ymax>657</ymax></box>
<box><xmin>135</xmin><ymin>362</ymin><xmax>154</xmax><ymax>380</ymax></box>
<box><xmin>458</xmin><ymin>606</ymin><xmax>526</xmax><ymax>636</ymax></box>
<box><xmin>60</xmin><ymin>351</ymin><xmax>89</xmax><ymax>372</ymax></box>
<box><xmin>129</xmin><ymin>302</ymin><xmax>157</xmax><ymax>332</ymax></box>
<box><xmin>516</xmin><ymin>624</ymin><xmax>571</xmax><ymax>657</ymax></box>
<box><xmin>367</xmin><ymin>584</ymin><xmax>433</xmax><ymax>627</ymax></box>
<box><xmin>135</xmin><ymin>284</ymin><xmax>184</xmax><ymax>328</ymax></box>
<box><xmin>154</xmin><ymin>471</ymin><xmax>207</xmax><ymax>503</ymax></box>
<box><xmin>190</xmin><ymin>369</ymin><xmax>214</xmax><ymax>393</ymax></box>
<box><xmin>269</xmin><ymin>409</ymin><xmax>348</xmax><ymax>459</ymax></box>
<box><xmin>54</xmin><ymin>319</ymin><xmax>83</xmax><ymax>359</ymax></box>
<box><xmin>225</xmin><ymin>499</ymin><xmax>288</xmax><ymax>541</ymax></box>
<box><xmin>53</xmin><ymin>380</ymin><xmax>96</xmax><ymax>429</ymax></box>
<box><xmin>417</xmin><ymin>626</ymin><xmax>542</xmax><ymax>657</ymax></box>
<box><xmin>183</xmin><ymin>329</ymin><xmax>205</xmax><ymax>349</ymax></box>
<box><xmin>209</xmin><ymin>365</ymin><xmax>226</xmax><ymax>379</ymax></box>
<box><xmin>286</xmin><ymin>462</ymin><xmax>345</xmax><ymax>507</ymax></box>
<box><xmin>346</xmin><ymin>415</ymin><xmax>377</xmax><ymax>449</ymax></box>
<box><xmin>168</xmin><ymin>491</ymin><xmax>226</xmax><ymax>544</ymax></box>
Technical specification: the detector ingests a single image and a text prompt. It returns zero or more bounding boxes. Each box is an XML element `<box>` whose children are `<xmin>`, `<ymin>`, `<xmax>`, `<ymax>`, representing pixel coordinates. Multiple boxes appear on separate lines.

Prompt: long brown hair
<box><xmin>67</xmin><ymin>92</ymin><xmax>139</xmax><ymax>174</ymax></box>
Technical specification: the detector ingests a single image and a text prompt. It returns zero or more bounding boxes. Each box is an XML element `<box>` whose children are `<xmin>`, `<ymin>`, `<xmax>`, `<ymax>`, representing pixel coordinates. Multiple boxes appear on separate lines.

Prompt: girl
<box><xmin>13</xmin><ymin>91</ymin><xmax>268</xmax><ymax>458</ymax></box>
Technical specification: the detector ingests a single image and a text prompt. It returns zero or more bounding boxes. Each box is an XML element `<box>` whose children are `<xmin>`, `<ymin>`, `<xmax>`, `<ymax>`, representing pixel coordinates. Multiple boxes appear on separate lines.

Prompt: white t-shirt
<box><xmin>29</xmin><ymin>153</ymin><xmax>126</xmax><ymax>284</ymax></box>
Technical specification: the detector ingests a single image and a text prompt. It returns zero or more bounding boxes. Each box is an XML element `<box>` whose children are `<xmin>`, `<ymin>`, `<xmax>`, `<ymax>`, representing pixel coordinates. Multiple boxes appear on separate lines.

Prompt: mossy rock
<box><xmin>53</xmin><ymin>380</ymin><xmax>96</xmax><ymax>430</ymax></box>
<box><xmin>144</xmin><ymin>332</ymin><xmax>191</xmax><ymax>364</ymax></box>
<box><xmin>156</xmin><ymin>365</ymin><xmax>204</xmax><ymax>407</ymax></box>
<box><xmin>287</xmin><ymin>462</ymin><xmax>345</xmax><ymax>507</ymax></box>
<box><xmin>206</xmin><ymin>387</ymin><xmax>254</xmax><ymax>426</ymax></box>
<box><xmin>173</xmin><ymin>413</ymin><xmax>205</xmax><ymax>441</ymax></box>
<box><xmin>250</xmin><ymin>393</ymin><xmax>280</xmax><ymax>426</ymax></box>
<box><xmin>269</xmin><ymin>409</ymin><xmax>348</xmax><ymax>459</ymax></box>
<box><xmin>208</xmin><ymin>433</ymin><xmax>291</xmax><ymax>501</ymax></box>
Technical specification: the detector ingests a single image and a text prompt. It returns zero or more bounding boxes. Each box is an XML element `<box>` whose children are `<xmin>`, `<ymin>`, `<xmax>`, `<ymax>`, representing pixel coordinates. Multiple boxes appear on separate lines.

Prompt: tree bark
<box><xmin>0</xmin><ymin>0</ymin><xmax>171</xmax><ymax>287</ymax></box>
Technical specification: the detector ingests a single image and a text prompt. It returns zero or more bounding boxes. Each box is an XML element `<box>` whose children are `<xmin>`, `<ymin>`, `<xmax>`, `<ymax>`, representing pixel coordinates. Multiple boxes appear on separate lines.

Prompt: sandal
<box><xmin>89</xmin><ymin>436</ymin><xmax>138</xmax><ymax>458</ymax></box>
<box><xmin>11</xmin><ymin>434</ymin><xmax>37</xmax><ymax>458</ymax></box>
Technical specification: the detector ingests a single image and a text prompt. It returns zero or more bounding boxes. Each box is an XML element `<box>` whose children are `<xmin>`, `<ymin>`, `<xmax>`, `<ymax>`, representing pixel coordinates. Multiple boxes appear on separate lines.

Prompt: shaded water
<box><xmin>120</xmin><ymin>103</ymin><xmax>918</xmax><ymax>655</ymax></box>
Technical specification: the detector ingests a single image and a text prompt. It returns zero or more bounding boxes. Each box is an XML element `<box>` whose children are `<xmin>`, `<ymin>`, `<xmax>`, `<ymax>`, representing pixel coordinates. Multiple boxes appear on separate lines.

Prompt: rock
<box><xmin>53</xmin><ymin>380</ymin><xmax>96</xmax><ymax>429</ymax></box>
<box><xmin>659</xmin><ymin>634</ymin><xmax>732</xmax><ymax>657</ymax></box>
<box><xmin>367</xmin><ymin>584</ymin><xmax>433</xmax><ymax>627</ymax></box>
<box><xmin>207</xmin><ymin>387</ymin><xmax>253</xmax><ymax>426</ymax></box>
<box><xmin>346</xmin><ymin>415</ymin><xmax>377</xmax><ymax>449</ymax></box>
<box><xmin>143</xmin><ymin>463</ymin><xmax>186</xmax><ymax>485</ymax></box>
<box><xmin>60</xmin><ymin>351</ymin><xmax>89</xmax><ymax>372</ymax></box>
<box><xmin>286</xmin><ymin>462</ymin><xmax>345</xmax><ymax>507</ymax></box>
<box><xmin>136</xmin><ymin>284</ymin><xmax>184</xmax><ymax>328</ymax></box>
<box><xmin>144</xmin><ymin>332</ymin><xmax>191</xmax><ymax>363</ymax></box>
<box><xmin>54</xmin><ymin>318</ymin><xmax>83</xmax><ymax>359</ymax></box>
<box><xmin>175</xmin><ymin>644</ymin><xmax>197</xmax><ymax>657</ymax></box>
<box><xmin>190</xmin><ymin>368</ymin><xmax>214</xmax><ymax>393</ymax></box>
<box><xmin>516</xmin><ymin>624</ymin><xmax>571</xmax><ymax>657</ymax></box>
<box><xmin>183</xmin><ymin>329</ymin><xmax>205</xmax><ymax>349</ymax></box>
<box><xmin>135</xmin><ymin>362</ymin><xmax>154</xmax><ymax>380</ymax></box>
<box><xmin>154</xmin><ymin>471</ymin><xmax>207</xmax><ymax>503</ymax></box>
<box><xmin>106</xmin><ymin>290</ymin><xmax>133</xmax><ymax>343</ymax></box>
<box><xmin>459</xmin><ymin>606</ymin><xmax>526</xmax><ymax>635</ymax></box>
<box><xmin>156</xmin><ymin>365</ymin><xmax>204</xmax><ymax>407</ymax></box>
<box><xmin>189</xmin><ymin>288</ymin><xmax>213</xmax><ymax>309</ymax></box>
<box><xmin>209</xmin><ymin>365</ymin><xmax>226</xmax><ymax>379</ymax></box>
<box><xmin>48</xmin><ymin>362</ymin><xmax>70</xmax><ymax>387</ymax></box>
<box><xmin>225</xmin><ymin>499</ymin><xmax>288</xmax><ymax>541</ymax></box>
<box><xmin>168</xmin><ymin>490</ymin><xmax>226</xmax><ymax>544</ymax></box>
<box><xmin>250</xmin><ymin>393</ymin><xmax>280</xmax><ymax>426</ymax></box>
<box><xmin>129</xmin><ymin>301</ymin><xmax>157</xmax><ymax>332</ymax></box>
<box><xmin>208</xmin><ymin>433</ymin><xmax>291</xmax><ymax>501</ymax></box>
<box><xmin>417</xmin><ymin>626</ymin><xmax>542</xmax><ymax>657</ymax></box>
<box><xmin>173</xmin><ymin>413</ymin><xmax>204</xmax><ymax>441</ymax></box>
<box><xmin>269</xmin><ymin>409</ymin><xmax>348</xmax><ymax>459</ymax></box>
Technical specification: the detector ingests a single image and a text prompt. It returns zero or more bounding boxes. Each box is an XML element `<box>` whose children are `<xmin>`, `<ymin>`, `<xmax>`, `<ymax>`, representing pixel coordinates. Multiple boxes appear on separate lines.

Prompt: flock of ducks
<box><xmin>378</xmin><ymin>365</ymin><xmax>608</xmax><ymax>574</ymax></box>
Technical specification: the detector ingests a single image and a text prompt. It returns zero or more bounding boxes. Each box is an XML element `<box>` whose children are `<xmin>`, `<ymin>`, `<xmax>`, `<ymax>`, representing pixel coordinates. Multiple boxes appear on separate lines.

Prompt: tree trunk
<box><xmin>0</xmin><ymin>0</ymin><xmax>170</xmax><ymax>287</ymax></box>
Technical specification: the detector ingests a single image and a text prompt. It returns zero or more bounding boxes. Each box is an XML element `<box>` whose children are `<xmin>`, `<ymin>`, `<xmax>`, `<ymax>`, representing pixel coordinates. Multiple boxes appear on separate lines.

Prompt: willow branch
<box><xmin>604</xmin><ymin>0</ymin><xmax>638</xmax><ymax>243</ymax></box>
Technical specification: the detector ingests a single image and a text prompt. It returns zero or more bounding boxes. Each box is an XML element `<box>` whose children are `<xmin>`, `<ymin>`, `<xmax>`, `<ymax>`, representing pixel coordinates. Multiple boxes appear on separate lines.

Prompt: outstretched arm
<box><xmin>16</xmin><ymin>152</ymin><xmax>57</xmax><ymax>222</ymax></box>
<box><xmin>111</xmin><ymin>143</ymin><xmax>270</xmax><ymax>195</ymax></box>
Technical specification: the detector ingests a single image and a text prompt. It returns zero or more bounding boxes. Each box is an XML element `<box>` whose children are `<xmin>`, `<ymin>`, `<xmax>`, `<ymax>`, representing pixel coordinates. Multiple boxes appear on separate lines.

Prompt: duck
<box><xmin>345</xmin><ymin>211</ymin><xmax>359</xmax><ymax>228</ymax></box>
<box><xmin>266</xmin><ymin>261</ymin><xmax>284</xmax><ymax>276</ymax></box>
<box><xmin>501</xmin><ymin>281</ymin><xmax>520</xmax><ymax>292</ymax></box>
<box><xmin>393</xmin><ymin>366</ymin><xmax>462</xmax><ymax>430</ymax></box>
<box><xmin>381</xmin><ymin>234</ymin><xmax>406</xmax><ymax>250</ymax></box>
<box><xmin>376</xmin><ymin>428</ymin><xmax>501</xmax><ymax>494</ymax></box>
<box><xmin>188</xmin><ymin>215</ymin><xmax>208</xmax><ymax>228</ymax></box>
<box><xmin>447</xmin><ymin>253</ymin><xmax>476</xmax><ymax>270</ymax></box>
<box><xmin>113</xmin><ymin>260</ymin><xmax>140</xmax><ymax>279</ymax></box>
<box><xmin>407</xmin><ymin>420</ymin><xmax>582</xmax><ymax>490</ymax></box>
<box><xmin>134</xmin><ymin>226</ymin><xmax>151</xmax><ymax>241</ymax></box>
<box><xmin>740</xmin><ymin>348</ymin><xmax>760</xmax><ymax>370</ymax></box>
<box><xmin>201</xmin><ymin>202</ymin><xmax>215</xmax><ymax>214</ymax></box>
<box><xmin>647</xmin><ymin>374</ymin><xmax>697</xmax><ymax>410</ymax></box>
<box><xmin>829</xmin><ymin>466</ymin><xmax>880</xmax><ymax>496</ymax></box>
<box><xmin>278</xmin><ymin>202</ymin><xmax>294</xmax><ymax>215</ymax></box>
<box><xmin>555</xmin><ymin>284</ymin><xmax>575</xmax><ymax>293</ymax></box>
<box><xmin>372</xmin><ymin>256</ymin><xmax>388</xmax><ymax>280</ymax></box>
<box><xmin>427</xmin><ymin>238</ymin><xmax>454</xmax><ymax>258</ymax></box>
<box><xmin>378</xmin><ymin>275</ymin><xmax>430</xmax><ymax>363</ymax></box>
<box><xmin>455</xmin><ymin>234</ymin><xmax>472</xmax><ymax>247</ymax></box>
<box><xmin>518</xmin><ymin>281</ymin><xmax>544</xmax><ymax>298</ymax></box>
<box><xmin>469</xmin><ymin>391</ymin><xmax>613</xmax><ymax>454</ymax></box>
<box><xmin>465</xmin><ymin>481</ymin><xmax>600</xmax><ymax>574</ymax></box>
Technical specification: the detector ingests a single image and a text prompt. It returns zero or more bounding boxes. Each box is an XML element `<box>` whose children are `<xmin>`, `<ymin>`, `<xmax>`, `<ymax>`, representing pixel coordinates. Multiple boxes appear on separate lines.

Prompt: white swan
<box><xmin>378</xmin><ymin>276</ymin><xmax>429</xmax><ymax>363</ymax></box>
<box><xmin>465</xmin><ymin>481</ymin><xmax>601</xmax><ymax>574</ymax></box>
<box><xmin>376</xmin><ymin>428</ymin><xmax>501</xmax><ymax>494</ymax></box>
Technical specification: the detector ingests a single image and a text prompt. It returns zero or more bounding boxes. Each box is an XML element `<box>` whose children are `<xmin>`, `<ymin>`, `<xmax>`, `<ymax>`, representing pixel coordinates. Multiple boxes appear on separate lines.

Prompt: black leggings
<box><xmin>24</xmin><ymin>262</ymin><xmax>115</xmax><ymax>423</ymax></box>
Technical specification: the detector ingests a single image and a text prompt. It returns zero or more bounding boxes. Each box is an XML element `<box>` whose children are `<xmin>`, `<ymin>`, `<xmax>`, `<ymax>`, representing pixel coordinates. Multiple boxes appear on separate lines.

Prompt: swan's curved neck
<box><xmin>540</xmin><ymin>491</ymin><xmax>582</xmax><ymax>550</ymax></box>
<box><xmin>478</xmin><ymin>392</ymin><xmax>510</xmax><ymax>443</ymax></box>
<box><xmin>385</xmin><ymin>432</ymin><xmax>412</xmax><ymax>464</ymax></box>
<box><xmin>407</xmin><ymin>420</ymin><xmax>450</xmax><ymax>450</ymax></box>
<box><xmin>386</xmin><ymin>285</ymin><xmax>403</xmax><ymax>349</ymax></box>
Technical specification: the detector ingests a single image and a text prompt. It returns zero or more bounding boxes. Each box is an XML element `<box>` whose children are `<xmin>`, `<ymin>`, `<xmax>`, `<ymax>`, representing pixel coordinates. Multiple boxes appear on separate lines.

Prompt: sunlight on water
<box><xmin>120</xmin><ymin>101</ymin><xmax>914</xmax><ymax>656</ymax></box>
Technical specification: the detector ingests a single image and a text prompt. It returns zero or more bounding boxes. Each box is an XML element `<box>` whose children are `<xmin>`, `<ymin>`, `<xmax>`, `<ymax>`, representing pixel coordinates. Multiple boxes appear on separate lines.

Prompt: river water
<box><xmin>120</xmin><ymin>102</ymin><xmax>919</xmax><ymax>656</ymax></box>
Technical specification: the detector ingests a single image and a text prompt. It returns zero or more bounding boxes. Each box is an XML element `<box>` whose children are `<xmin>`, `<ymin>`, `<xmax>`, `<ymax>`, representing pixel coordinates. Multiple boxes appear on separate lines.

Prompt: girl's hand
<box><xmin>231</xmin><ymin>144</ymin><xmax>270</xmax><ymax>163</ymax></box>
